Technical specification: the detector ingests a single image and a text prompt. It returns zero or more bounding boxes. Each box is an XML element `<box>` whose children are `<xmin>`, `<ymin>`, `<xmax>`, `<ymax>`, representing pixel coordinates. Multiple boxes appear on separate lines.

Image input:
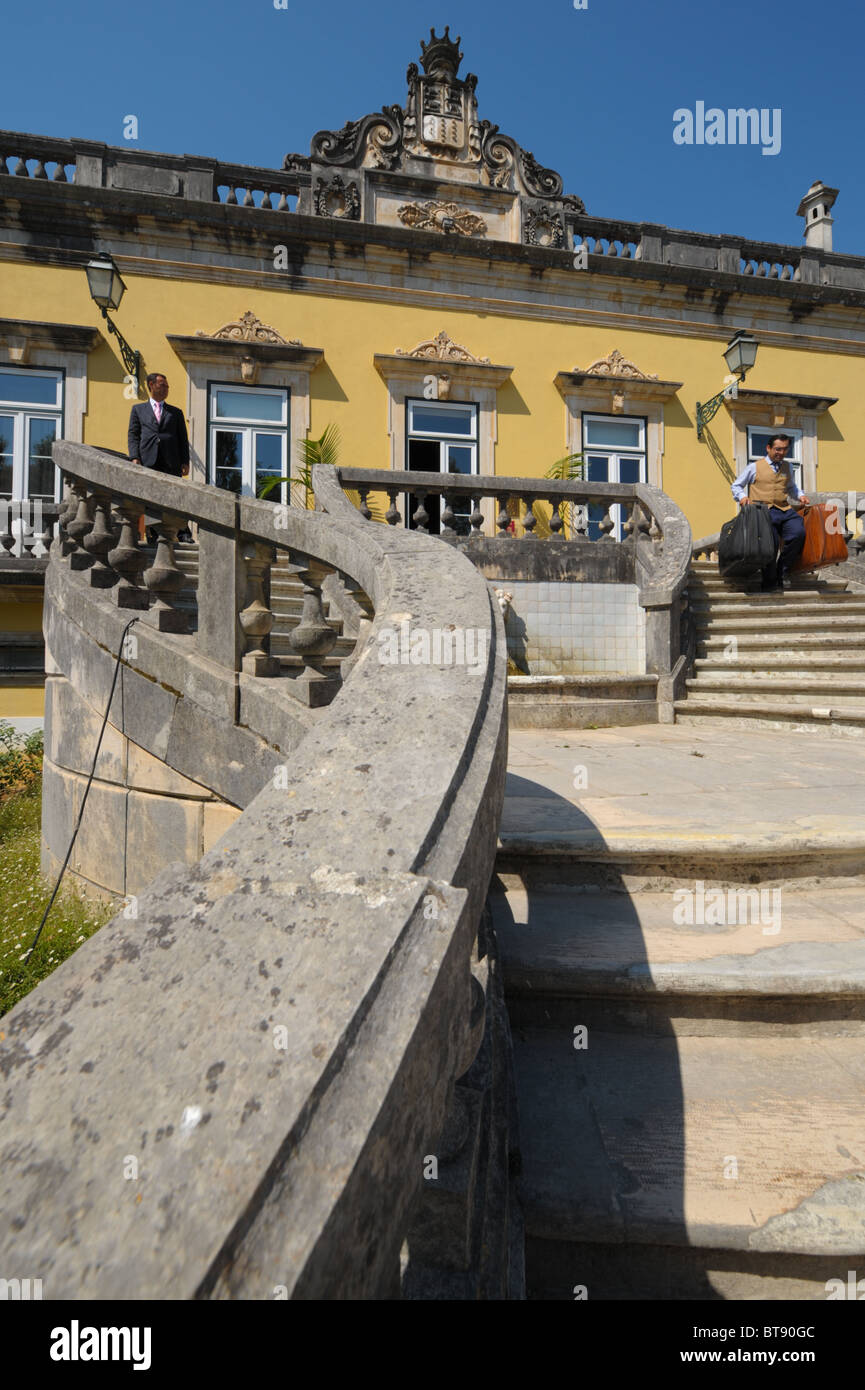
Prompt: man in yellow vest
<box><xmin>731</xmin><ymin>434</ymin><xmax>809</xmax><ymax>591</ymax></box>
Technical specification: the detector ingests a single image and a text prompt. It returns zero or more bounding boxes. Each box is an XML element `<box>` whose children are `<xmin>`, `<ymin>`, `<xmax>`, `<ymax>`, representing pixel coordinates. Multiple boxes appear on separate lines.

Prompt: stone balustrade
<box><xmin>0</xmin><ymin>444</ymin><xmax>509</xmax><ymax>1299</ymax></box>
<box><xmin>53</xmin><ymin>445</ymin><xmax>347</xmax><ymax>706</ymax></box>
<box><xmin>0</xmin><ymin>500</ymin><xmax>60</xmax><ymax>561</ymax></box>
<box><xmin>337</xmin><ymin>466</ymin><xmax>692</xmax><ymax>717</ymax></box>
<box><xmin>4</xmin><ymin>128</ymin><xmax>865</xmax><ymax>293</ymax></box>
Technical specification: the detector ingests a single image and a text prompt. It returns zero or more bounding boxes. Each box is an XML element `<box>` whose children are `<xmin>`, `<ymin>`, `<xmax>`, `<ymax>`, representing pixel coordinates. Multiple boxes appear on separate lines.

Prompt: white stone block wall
<box><xmin>502</xmin><ymin>581</ymin><xmax>646</xmax><ymax>676</ymax></box>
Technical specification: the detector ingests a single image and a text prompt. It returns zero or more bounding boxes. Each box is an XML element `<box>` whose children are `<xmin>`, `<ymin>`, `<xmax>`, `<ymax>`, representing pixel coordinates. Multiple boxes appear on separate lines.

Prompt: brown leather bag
<box><xmin>794</xmin><ymin>502</ymin><xmax>848</xmax><ymax>571</ymax></box>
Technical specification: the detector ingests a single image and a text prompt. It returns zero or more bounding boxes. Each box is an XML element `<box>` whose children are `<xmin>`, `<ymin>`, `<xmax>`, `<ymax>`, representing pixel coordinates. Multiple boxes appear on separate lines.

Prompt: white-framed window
<box><xmin>406</xmin><ymin>398</ymin><xmax>478</xmax><ymax>533</ymax></box>
<box><xmin>0</xmin><ymin>367</ymin><xmax>64</xmax><ymax>502</ymax></box>
<box><xmin>581</xmin><ymin>413</ymin><xmax>647</xmax><ymax>539</ymax></box>
<box><xmin>747</xmin><ymin>427</ymin><xmax>803</xmax><ymax>494</ymax></box>
<box><xmin>208</xmin><ymin>383</ymin><xmax>289</xmax><ymax>501</ymax></box>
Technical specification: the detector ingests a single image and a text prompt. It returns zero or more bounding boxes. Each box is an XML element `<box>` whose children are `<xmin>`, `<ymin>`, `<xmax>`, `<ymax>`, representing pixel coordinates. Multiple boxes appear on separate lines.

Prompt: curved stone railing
<box><xmin>0</xmin><ymin>445</ymin><xmax>509</xmax><ymax>1299</ymax></box>
<box><xmin>337</xmin><ymin>467</ymin><xmax>692</xmax><ymax>709</ymax></box>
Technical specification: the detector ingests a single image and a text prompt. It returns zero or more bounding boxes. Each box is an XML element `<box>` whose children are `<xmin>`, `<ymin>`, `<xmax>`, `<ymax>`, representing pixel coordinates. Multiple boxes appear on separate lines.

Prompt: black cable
<box><xmin>23</xmin><ymin>615</ymin><xmax>141</xmax><ymax>966</ymax></box>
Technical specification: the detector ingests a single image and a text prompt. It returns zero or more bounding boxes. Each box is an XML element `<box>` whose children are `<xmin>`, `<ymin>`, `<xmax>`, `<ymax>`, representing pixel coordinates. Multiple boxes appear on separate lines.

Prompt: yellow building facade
<box><xmin>1</xmin><ymin>30</ymin><xmax>862</xmax><ymax>718</ymax></box>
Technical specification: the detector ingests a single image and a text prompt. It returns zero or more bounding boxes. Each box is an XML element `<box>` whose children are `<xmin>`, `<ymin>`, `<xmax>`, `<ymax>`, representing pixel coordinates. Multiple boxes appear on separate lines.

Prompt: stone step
<box><xmin>686</xmin><ymin>676</ymin><xmax>865</xmax><ymax>699</ymax></box>
<box><xmin>695</xmin><ymin>615</ymin><xmax>865</xmax><ymax>634</ymax></box>
<box><xmin>697</xmin><ymin>633</ymin><xmax>865</xmax><ymax>652</ymax></box>
<box><xmin>491</xmin><ymin>880</ymin><xmax>865</xmax><ymax>1035</ymax></box>
<box><xmin>496</xmin><ymin>832</ymin><xmax>865</xmax><ymax>893</ymax></box>
<box><xmin>674</xmin><ymin>701</ymin><xmax>865</xmax><ymax>736</ymax></box>
<box><xmin>694</xmin><ymin>655</ymin><xmax>865</xmax><ymax>672</ymax></box>
<box><xmin>513</xmin><ymin>1026</ymin><xmax>865</xmax><ymax>1299</ymax></box>
<box><xmin>507</xmin><ymin>675</ymin><xmax>659</xmax><ymax>730</ymax></box>
<box><xmin>692</xmin><ymin>599</ymin><xmax>865</xmax><ymax>620</ymax></box>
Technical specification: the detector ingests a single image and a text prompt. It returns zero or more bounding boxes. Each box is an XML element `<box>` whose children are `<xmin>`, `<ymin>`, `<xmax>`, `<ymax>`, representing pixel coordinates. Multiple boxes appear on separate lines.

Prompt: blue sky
<box><xmin>4</xmin><ymin>0</ymin><xmax>863</xmax><ymax>252</ymax></box>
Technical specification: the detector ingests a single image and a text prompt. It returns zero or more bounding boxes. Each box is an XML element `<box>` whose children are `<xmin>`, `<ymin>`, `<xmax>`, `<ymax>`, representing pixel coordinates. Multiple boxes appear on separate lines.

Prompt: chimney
<box><xmin>796</xmin><ymin>180</ymin><xmax>839</xmax><ymax>252</ymax></box>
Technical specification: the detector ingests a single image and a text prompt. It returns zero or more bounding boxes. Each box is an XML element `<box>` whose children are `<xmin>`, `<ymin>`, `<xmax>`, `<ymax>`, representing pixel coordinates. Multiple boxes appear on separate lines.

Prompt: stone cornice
<box><xmin>0</xmin><ymin>316</ymin><xmax>101</xmax><ymax>356</ymax></box>
<box><xmin>725</xmin><ymin>387</ymin><xmax>838</xmax><ymax>413</ymax></box>
<box><xmin>555</xmin><ymin>369</ymin><xmax>682</xmax><ymax>401</ymax></box>
<box><xmin>374</xmin><ymin>350</ymin><xmax>512</xmax><ymax>389</ymax></box>
<box><xmin>167</xmin><ymin>332</ymin><xmax>324</xmax><ymax>372</ymax></box>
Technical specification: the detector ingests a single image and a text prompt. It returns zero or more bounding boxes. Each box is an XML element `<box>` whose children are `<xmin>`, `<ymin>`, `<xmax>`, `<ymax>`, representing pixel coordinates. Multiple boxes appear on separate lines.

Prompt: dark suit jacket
<box><xmin>128</xmin><ymin>400</ymin><xmax>190</xmax><ymax>476</ymax></box>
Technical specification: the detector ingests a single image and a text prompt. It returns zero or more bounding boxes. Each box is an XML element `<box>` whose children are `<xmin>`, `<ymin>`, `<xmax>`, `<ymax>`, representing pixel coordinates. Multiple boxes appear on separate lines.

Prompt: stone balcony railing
<box><xmin>4</xmin><ymin>129</ymin><xmax>865</xmax><ymax>293</ymax></box>
<box><xmin>0</xmin><ymin>500</ymin><xmax>61</xmax><ymax>563</ymax></box>
<box><xmin>336</xmin><ymin>466</ymin><xmax>693</xmax><ymax>707</ymax></box>
<box><xmin>0</xmin><ymin>443</ymin><xmax>509</xmax><ymax>1298</ymax></box>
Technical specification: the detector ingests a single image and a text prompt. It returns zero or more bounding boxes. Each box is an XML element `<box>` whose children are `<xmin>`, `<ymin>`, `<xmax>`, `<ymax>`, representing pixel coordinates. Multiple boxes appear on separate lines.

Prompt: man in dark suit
<box><xmin>128</xmin><ymin>372</ymin><xmax>192</xmax><ymax>541</ymax></box>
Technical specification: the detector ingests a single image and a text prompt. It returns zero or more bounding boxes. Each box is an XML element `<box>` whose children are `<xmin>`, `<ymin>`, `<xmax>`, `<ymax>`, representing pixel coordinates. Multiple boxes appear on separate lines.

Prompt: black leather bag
<box><xmin>717</xmin><ymin>503</ymin><xmax>776</xmax><ymax>578</ymax></box>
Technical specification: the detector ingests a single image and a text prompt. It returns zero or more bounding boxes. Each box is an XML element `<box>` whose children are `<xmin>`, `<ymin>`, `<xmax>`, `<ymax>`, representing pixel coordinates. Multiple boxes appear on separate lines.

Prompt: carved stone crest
<box><xmin>577</xmin><ymin>349</ymin><xmax>660</xmax><ymax>380</ymax></box>
<box><xmin>197</xmin><ymin>311</ymin><xmax>300</xmax><ymax>346</ymax></box>
<box><xmin>524</xmin><ymin>207</ymin><xmax>565</xmax><ymax>248</ymax></box>
<box><xmin>314</xmin><ymin>175</ymin><xmax>360</xmax><ymax>219</ymax></box>
<box><xmin>395</xmin><ymin>330</ymin><xmax>490</xmax><ymax>364</ymax></box>
<box><xmin>397</xmin><ymin>200</ymin><xmax>487</xmax><ymax>236</ymax></box>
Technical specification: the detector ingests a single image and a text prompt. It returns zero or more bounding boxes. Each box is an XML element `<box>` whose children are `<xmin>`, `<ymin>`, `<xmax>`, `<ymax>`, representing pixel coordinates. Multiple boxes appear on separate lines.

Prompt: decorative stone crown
<box><xmin>419</xmin><ymin>26</ymin><xmax>464</xmax><ymax>80</ymax></box>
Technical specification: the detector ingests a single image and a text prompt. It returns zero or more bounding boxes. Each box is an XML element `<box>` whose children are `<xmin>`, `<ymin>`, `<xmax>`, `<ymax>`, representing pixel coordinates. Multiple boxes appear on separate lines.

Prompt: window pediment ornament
<box><xmin>397</xmin><ymin>200</ymin><xmax>487</xmax><ymax>237</ymax></box>
<box><xmin>576</xmin><ymin>349</ymin><xmax>659</xmax><ymax>381</ymax></box>
<box><xmin>197</xmin><ymin>311</ymin><xmax>301</xmax><ymax>346</ymax></box>
<box><xmin>395</xmin><ymin>330</ymin><xmax>490</xmax><ymax>363</ymax></box>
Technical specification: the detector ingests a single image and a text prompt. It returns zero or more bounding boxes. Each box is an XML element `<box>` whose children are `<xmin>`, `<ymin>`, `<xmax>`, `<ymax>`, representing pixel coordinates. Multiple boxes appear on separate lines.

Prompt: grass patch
<box><xmin>0</xmin><ymin>724</ymin><xmax>116</xmax><ymax>1018</ymax></box>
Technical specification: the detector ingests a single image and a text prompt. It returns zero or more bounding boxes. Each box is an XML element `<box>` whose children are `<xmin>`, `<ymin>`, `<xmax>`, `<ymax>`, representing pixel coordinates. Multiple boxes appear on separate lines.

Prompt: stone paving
<box><xmin>502</xmin><ymin>723</ymin><xmax>865</xmax><ymax>856</ymax></box>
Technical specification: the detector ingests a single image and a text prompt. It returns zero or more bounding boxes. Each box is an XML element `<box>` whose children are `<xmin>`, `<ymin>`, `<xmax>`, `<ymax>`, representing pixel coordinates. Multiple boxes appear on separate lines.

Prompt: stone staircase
<box><xmin>675</xmin><ymin>558</ymin><xmax>865</xmax><ymax>735</ymax></box>
<box><xmin>169</xmin><ymin>541</ymin><xmax>360</xmax><ymax>673</ymax></box>
<box><xmin>491</xmin><ymin>726</ymin><xmax>865</xmax><ymax>1300</ymax></box>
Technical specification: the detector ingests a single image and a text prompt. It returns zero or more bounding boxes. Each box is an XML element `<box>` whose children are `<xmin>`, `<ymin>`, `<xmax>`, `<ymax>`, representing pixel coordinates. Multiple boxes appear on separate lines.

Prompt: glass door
<box><xmin>581</xmin><ymin>415</ymin><xmax>647</xmax><ymax>539</ymax></box>
<box><xmin>209</xmin><ymin>384</ymin><xmax>289</xmax><ymax>501</ymax></box>
<box><xmin>406</xmin><ymin>399</ymin><xmax>478</xmax><ymax>534</ymax></box>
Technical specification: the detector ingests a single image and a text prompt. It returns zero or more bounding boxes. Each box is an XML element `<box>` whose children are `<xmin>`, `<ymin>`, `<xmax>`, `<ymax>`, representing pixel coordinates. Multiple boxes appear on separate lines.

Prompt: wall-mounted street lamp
<box><xmin>696</xmin><ymin>331</ymin><xmax>758</xmax><ymax>439</ymax></box>
<box><xmin>84</xmin><ymin>254</ymin><xmax>141</xmax><ymax>394</ymax></box>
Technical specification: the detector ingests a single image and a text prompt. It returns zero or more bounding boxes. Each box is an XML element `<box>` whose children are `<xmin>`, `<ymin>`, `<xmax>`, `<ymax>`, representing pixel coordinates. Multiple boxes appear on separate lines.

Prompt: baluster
<box><xmin>412</xmin><ymin>493</ymin><xmax>430</xmax><ymax>533</ymax></box>
<box><xmin>593</xmin><ymin>238</ymin><xmax>605</xmax><ymax>254</ymax></box>
<box><xmin>29</xmin><ymin>501</ymin><xmax>53</xmax><ymax>558</ymax></box>
<box><xmin>276</xmin><ymin>192</ymin><xmax>289</xmax><ymax>211</ymax></box>
<box><xmin>573</xmin><ymin>503</ymin><xmax>589</xmax><ymax>539</ymax></box>
<box><xmin>32</xmin><ymin>159</ymin><xmax>47</xmax><ymax>179</ymax></box>
<box><xmin>648</xmin><ymin>515</ymin><xmax>662</xmax><ymax>543</ymax></box>
<box><xmin>625</xmin><ymin>500</ymin><xmax>650</xmax><ymax>540</ymax></box>
<box><xmin>108</xmin><ymin>498</ymin><xmax>150</xmax><ymax>608</ymax></box>
<box><xmin>598</xmin><ymin>505</ymin><xmax>615</xmax><ymax>541</ymax></box>
<box><xmin>83</xmin><ymin>490</ymin><xmax>118</xmax><ymax>587</ymax></box>
<box><xmin>606</xmin><ymin>241</ymin><xmax>619</xmax><ymax>256</ymax></box>
<box><xmin>0</xmin><ymin>500</ymin><xmax>14</xmax><ymax>557</ymax></box>
<box><xmin>385</xmin><ymin>490</ymin><xmax>400</xmax><ymax>526</ymax></box>
<box><xmin>440</xmin><ymin>494</ymin><xmax>457</xmax><ymax>536</ymax></box>
<box><xmin>621</xmin><ymin>242</ymin><xmax>632</xmax><ymax>259</ymax></box>
<box><xmin>469</xmin><ymin>494</ymin><xmax>484</xmax><ymax>535</ymax></box>
<box><xmin>57</xmin><ymin>479</ymin><xmax>78</xmax><ymax>558</ymax></box>
<box><xmin>260</xmin><ymin>191</ymin><xmax>273</xmax><ymax>210</ymax></box>
<box><xmin>242</xmin><ymin>188</ymin><xmax>255</xmax><ymax>207</ymax></box>
<box><xmin>522</xmin><ymin>496</ymin><xmax>537</xmax><ymax>537</ymax></box>
<box><xmin>287</xmin><ymin>559</ymin><xmax>340</xmax><ymax>706</ymax></box>
<box><xmin>225</xmin><ymin>186</ymin><xmax>238</xmax><ymax>204</ymax></box>
<box><xmin>239</xmin><ymin>540</ymin><xmax>278</xmax><ymax>674</ymax></box>
<box><xmin>549</xmin><ymin>500</ymin><xmax>564</xmax><ymax>535</ymax></box>
<box><xmin>66</xmin><ymin>483</ymin><xmax>96</xmax><ymax>569</ymax></box>
<box><xmin>14</xmin><ymin>157</ymin><xmax>28</xmax><ymax>176</ymax></box>
<box><xmin>496</xmin><ymin>495</ymin><xmax>511</xmax><ymax>534</ymax></box>
<box><xmin>357</xmin><ymin>486</ymin><xmax>372</xmax><ymax>521</ymax></box>
<box><xmin>142</xmin><ymin>511</ymin><xmax>188</xmax><ymax>632</ymax></box>
<box><xmin>52</xmin><ymin>161</ymin><xmax>68</xmax><ymax>182</ymax></box>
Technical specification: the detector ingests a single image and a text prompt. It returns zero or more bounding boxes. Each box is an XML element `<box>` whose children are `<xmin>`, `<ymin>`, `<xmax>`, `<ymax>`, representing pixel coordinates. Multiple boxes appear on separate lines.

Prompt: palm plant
<box><xmin>545</xmin><ymin>451</ymin><xmax>585</xmax><ymax>537</ymax></box>
<box><xmin>257</xmin><ymin>423</ymin><xmax>341</xmax><ymax>509</ymax></box>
